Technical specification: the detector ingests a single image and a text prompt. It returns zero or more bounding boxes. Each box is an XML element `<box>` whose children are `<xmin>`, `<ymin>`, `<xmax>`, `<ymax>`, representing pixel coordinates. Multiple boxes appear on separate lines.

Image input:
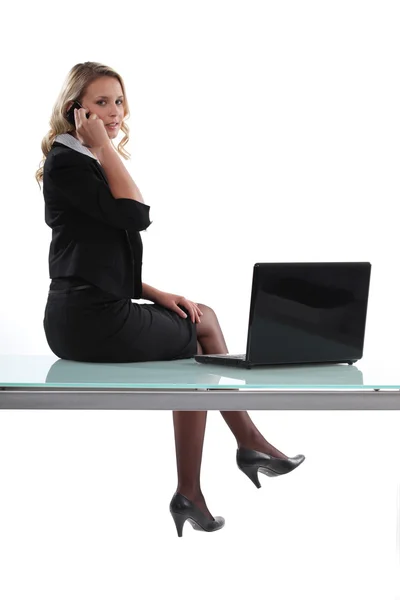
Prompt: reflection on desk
<box><xmin>44</xmin><ymin>358</ymin><xmax>364</xmax><ymax>389</ymax></box>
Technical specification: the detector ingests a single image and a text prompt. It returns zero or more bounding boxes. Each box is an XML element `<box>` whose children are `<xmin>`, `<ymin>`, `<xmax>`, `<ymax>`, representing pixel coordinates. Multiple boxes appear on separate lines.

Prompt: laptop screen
<box><xmin>246</xmin><ymin>262</ymin><xmax>371</xmax><ymax>365</ymax></box>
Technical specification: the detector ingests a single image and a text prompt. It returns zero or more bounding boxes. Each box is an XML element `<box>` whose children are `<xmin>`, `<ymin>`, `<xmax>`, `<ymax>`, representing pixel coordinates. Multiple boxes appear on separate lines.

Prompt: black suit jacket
<box><xmin>43</xmin><ymin>141</ymin><xmax>152</xmax><ymax>299</ymax></box>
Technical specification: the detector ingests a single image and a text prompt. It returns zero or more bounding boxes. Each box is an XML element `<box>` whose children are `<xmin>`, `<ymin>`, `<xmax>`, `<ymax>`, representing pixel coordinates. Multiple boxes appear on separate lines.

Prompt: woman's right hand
<box><xmin>74</xmin><ymin>108</ymin><xmax>110</xmax><ymax>150</ymax></box>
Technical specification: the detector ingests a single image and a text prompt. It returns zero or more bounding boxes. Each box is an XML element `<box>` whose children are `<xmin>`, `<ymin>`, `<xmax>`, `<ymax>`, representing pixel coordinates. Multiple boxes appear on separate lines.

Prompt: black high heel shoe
<box><xmin>169</xmin><ymin>492</ymin><xmax>225</xmax><ymax>537</ymax></box>
<box><xmin>237</xmin><ymin>447</ymin><xmax>305</xmax><ymax>488</ymax></box>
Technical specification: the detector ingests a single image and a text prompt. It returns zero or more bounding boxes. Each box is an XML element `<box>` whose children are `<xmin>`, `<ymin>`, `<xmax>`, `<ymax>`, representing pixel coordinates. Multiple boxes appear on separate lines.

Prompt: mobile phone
<box><xmin>65</xmin><ymin>101</ymin><xmax>90</xmax><ymax>126</ymax></box>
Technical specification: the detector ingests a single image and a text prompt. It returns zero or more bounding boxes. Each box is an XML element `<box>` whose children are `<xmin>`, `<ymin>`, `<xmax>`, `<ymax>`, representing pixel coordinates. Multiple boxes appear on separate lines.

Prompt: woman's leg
<box><xmin>172</xmin><ymin>408</ymin><xmax>213</xmax><ymax>519</ymax></box>
<box><xmin>173</xmin><ymin>339</ymin><xmax>212</xmax><ymax>515</ymax></box>
<box><xmin>172</xmin><ymin>304</ymin><xmax>288</xmax><ymax>519</ymax></box>
<box><xmin>196</xmin><ymin>304</ymin><xmax>287</xmax><ymax>459</ymax></box>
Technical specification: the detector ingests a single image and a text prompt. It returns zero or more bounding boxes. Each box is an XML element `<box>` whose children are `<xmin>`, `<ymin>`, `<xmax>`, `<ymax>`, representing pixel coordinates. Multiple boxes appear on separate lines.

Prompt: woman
<box><xmin>36</xmin><ymin>61</ymin><xmax>305</xmax><ymax>537</ymax></box>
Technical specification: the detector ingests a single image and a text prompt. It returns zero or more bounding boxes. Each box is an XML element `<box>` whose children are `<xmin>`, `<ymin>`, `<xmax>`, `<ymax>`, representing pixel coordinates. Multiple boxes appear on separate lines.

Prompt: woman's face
<box><xmin>67</xmin><ymin>76</ymin><xmax>126</xmax><ymax>139</ymax></box>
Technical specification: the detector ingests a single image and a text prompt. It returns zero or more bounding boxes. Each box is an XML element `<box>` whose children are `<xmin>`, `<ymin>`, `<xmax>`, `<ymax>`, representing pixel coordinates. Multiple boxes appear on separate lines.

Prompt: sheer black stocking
<box><xmin>172</xmin><ymin>303</ymin><xmax>288</xmax><ymax>520</ymax></box>
<box><xmin>173</xmin><ymin>411</ymin><xmax>213</xmax><ymax>519</ymax></box>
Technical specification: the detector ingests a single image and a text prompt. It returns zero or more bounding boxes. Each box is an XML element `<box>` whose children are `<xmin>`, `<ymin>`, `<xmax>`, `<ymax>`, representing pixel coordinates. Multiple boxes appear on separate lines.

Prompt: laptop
<box><xmin>194</xmin><ymin>262</ymin><xmax>371</xmax><ymax>369</ymax></box>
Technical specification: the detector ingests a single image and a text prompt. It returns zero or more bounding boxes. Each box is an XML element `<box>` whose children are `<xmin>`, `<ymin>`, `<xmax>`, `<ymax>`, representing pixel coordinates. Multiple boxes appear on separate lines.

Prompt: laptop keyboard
<box><xmin>206</xmin><ymin>354</ymin><xmax>246</xmax><ymax>360</ymax></box>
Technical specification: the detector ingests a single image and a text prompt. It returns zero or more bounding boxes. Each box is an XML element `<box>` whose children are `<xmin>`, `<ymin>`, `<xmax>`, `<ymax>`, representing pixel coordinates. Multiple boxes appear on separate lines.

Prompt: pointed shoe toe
<box><xmin>236</xmin><ymin>447</ymin><xmax>306</xmax><ymax>488</ymax></box>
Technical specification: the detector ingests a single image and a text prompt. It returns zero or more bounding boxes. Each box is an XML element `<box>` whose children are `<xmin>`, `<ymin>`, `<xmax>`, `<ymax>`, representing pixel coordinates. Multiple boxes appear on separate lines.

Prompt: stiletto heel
<box><xmin>238</xmin><ymin>464</ymin><xmax>261</xmax><ymax>488</ymax></box>
<box><xmin>169</xmin><ymin>492</ymin><xmax>225</xmax><ymax>537</ymax></box>
<box><xmin>170</xmin><ymin>511</ymin><xmax>188</xmax><ymax>537</ymax></box>
<box><xmin>237</xmin><ymin>447</ymin><xmax>305</xmax><ymax>488</ymax></box>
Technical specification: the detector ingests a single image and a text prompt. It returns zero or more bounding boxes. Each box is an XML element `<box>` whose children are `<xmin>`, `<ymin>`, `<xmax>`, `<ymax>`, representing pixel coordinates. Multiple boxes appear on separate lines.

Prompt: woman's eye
<box><xmin>96</xmin><ymin>99</ymin><xmax>123</xmax><ymax>106</ymax></box>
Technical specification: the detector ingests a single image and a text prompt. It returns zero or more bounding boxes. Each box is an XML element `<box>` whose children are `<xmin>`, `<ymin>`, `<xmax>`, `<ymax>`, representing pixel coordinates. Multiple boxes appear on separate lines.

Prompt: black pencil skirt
<box><xmin>43</xmin><ymin>280</ymin><xmax>198</xmax><ymax>363</ymax></box>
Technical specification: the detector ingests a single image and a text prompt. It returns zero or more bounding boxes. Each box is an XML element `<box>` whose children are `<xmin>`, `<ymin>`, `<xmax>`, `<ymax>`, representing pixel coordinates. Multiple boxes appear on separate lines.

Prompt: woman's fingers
<box><xmin>191</xmin><ymin>303</ymin><xmax>202</xmax><ymax>323</ymax></box>
<box><xmin>176</xmin><ymin>298</ymin><xmax>203</xmax><ymax>323</ymax></box>
<box><xmin>180</xmin><ymin>300</ymin><xmax>201</xmax><ymax>323</ymax></box>
<box><xmin>196</xmin><ymin>303</ymin><xmax>204</xmax><ymax>316</ymax></box>
<box><xmin>193</xmin><ymin>304</ymin><xmax>202</xmax><ymax>323</ymax></box>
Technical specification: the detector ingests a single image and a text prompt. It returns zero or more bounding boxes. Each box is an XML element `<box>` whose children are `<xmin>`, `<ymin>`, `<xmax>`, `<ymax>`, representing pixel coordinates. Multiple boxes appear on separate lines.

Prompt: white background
<box><xmin>1</xmin><ymin>1</ymin><xmax>400</xmax><ymax>599</ymax></box>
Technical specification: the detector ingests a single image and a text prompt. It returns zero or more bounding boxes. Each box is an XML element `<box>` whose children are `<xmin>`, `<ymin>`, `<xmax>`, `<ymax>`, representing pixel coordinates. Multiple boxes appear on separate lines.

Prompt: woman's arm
<box><xmin>96</xmin><ymin>143</ymin><xmax>145</xmax><ymax>203</ymax></box>
<box><xmin>141</xmin><ymin>282</ymin><xmax>162</xmax><ymax>302</ymax></box>
<box><xmin>141</xmin><ymin>284</ymin><xmax>203</xmax><ymax>323</ymax></box>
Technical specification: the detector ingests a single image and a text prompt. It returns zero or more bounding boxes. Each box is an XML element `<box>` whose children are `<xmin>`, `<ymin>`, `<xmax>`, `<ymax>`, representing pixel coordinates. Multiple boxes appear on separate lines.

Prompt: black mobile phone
<box><xmin>65</xmin><ymin>101</ymin><xmax>90</xmax><ymax>126</ymax></box>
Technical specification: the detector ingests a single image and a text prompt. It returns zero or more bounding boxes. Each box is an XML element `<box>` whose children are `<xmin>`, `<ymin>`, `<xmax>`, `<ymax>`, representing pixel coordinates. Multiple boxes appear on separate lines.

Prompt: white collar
<box><xmin>54</xmin><ymin>133</ymin><xmax>99</xmax><ymax>163</ymax></box>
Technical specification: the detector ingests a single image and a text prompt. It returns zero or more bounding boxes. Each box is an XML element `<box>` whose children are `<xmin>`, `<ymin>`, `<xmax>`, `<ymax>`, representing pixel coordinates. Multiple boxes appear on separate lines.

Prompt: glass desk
<box><xmin>0</xmin><ymin>355</ymin><xmax>399</xmax><ymax>410</ymax></box>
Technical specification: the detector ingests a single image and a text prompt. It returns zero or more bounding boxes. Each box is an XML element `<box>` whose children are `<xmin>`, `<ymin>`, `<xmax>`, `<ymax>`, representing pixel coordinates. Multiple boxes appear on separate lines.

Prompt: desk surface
<box><xmin>0</xmin><ymin>355</ymin><xmax>399</xmax><ymax>390</ymax></box>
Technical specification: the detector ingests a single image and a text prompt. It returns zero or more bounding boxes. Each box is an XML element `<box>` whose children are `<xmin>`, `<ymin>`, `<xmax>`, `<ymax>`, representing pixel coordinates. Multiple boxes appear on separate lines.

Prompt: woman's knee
<box><xmin>197</xmin><ymin>303</ymin><xmax>217</xmax><ymax>321</ymax></box>
<box><xmin>196</xmin><ymin>303</ymin><xmax>219</xmax><ymax>336</ymax></box>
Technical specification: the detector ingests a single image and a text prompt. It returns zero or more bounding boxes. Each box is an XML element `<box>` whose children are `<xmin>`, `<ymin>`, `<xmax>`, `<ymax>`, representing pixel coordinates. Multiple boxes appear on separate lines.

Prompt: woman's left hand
<box><xmin>155</xmin><ymin>291</ymin><xmax>203</xmax><ymax>323</ymax></box>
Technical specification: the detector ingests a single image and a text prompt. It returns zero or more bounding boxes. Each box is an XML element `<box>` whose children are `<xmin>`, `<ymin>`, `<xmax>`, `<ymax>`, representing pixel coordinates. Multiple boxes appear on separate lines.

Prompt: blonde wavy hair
<box><xmin>35</xmin><ymin>61</ymin><xmax>131</xmax><ymax>188</ymax></box>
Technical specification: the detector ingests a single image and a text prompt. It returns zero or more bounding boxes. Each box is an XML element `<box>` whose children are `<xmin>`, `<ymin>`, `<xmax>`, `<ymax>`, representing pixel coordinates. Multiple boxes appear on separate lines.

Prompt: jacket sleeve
<box><xmin>46</xmin><ymin>151</ymin><xmax>151</xmax><ymax>232</ymax></box>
